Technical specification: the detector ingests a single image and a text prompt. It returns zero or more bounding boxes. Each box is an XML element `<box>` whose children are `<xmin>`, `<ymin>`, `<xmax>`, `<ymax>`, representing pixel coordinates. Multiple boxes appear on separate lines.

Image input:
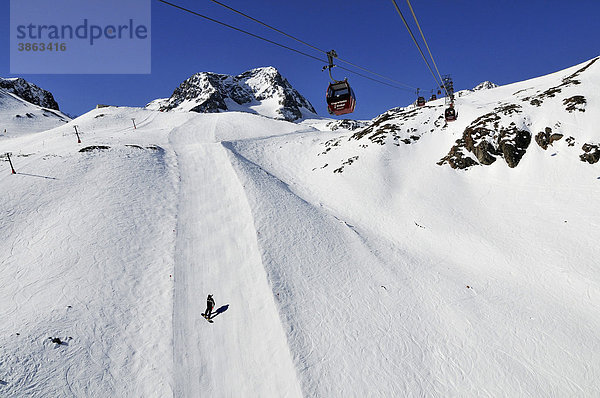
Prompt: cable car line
<box><xmin>207</xmin><ymin>0</ymin><xmax>417</xmax><ymax>90</ymax></box>
<box><xmin>390</xmin><ymin>0</ymin><xmax>442</xmax><ymax>91</ymax></box>
<box><xmin>157</xmin><ymin>0</ymin><xmax>413</xmax><ymax>92</ymax></box>
<box><xmin>209</xmin><ymin>0</ymin><xmax>325</xmax><ymax>54</ymax></box>
<box><xmin>337</xmin><ymin>65</ymin><xmax>412</xmax><ymax>91</ymax></box>
<box><xmin>390</xmin><ymin>0</ymin><xmax>457</xmax><ymax>120</ymax></box>
<box><xmin>405</xmin><ymin>0</ymin><xmax>448</xmax><ymax>98</ymax></box>
<box><xmin>157</xmin><ymin>0</ymin><xmax>325</xmax><ymax>63</ymax></box>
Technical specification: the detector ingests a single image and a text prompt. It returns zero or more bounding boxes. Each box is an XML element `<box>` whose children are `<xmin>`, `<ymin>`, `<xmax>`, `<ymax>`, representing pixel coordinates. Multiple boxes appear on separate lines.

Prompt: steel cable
<box><xmin>157</xmin><ymin>0</ymin><xmax>415</xmax><ymax>91</ymax></box>
<box><xmin>390</xmin><ymin>0</ymin><xmax>443</xmax><ymax>91</ymax></box>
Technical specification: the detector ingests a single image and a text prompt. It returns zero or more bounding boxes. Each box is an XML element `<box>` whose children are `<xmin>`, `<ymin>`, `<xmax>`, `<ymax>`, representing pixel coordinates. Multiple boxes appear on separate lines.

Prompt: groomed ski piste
<box><xmin>1</xmin><ymin>58</ymin><xmax>599</xmax><ymax>396</ymax></box>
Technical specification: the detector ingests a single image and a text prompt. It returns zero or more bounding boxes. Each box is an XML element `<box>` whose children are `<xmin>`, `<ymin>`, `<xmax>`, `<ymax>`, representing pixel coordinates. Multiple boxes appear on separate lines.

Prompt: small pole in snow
<box><xmin>6</xmin><ymin>152</ymin><xmax>16</xmax><ymax>174</ymax></box>
<box><xmin>74</xmin><ymin>125</ymin><xmax>81</xmax><ymax>144</ymax></box>
<box><xmin>131</xmin><ymin>118</ymin><xmax>137</xmax><ymax>129</ymax></box>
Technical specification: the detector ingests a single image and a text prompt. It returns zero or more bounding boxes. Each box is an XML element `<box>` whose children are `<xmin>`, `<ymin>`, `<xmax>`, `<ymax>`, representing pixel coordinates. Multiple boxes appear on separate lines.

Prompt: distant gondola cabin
<box><xmin>445</xmin><ymin>106</ymin><xmax>457</xmax><ymax>122</ymax></box>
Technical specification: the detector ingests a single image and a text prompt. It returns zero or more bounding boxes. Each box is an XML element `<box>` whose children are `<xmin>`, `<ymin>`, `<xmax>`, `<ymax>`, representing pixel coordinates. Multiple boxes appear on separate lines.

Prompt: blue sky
<box><xmin>2</xmin><ymin>0</ymin><xmax>599</xmax><ymax>119</ymax></box>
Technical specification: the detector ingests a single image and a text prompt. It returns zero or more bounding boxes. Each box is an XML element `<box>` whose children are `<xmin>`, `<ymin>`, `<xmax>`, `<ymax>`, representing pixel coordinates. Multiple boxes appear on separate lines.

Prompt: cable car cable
<box><xmin>207</xmin><ymin>0</ymin><xmax>417</xmax><ymax>90</ymax></box>
<box><xmin>390</xmin><ymin>0</ymin><xmax>442</xmax><ymax>90</ymax></box>
<box><xmin>405</xmin><ymin>0</ymin><xmax>448</xmax><ymax>97</ymax></box>
<box><xmin>209</xmin><ymin>0</ymin><xmax>325</xmax><ymax>54</ymax></box>
<box><xmin>157</xmin><ymin>0</ymin><xmax>414</xmax><ymax>91</ymax></box>
<box><xmin>157</xmin><ymin>0</ymin><xmax>325</xmax><ymax>63</ymax></box>
<box><xmin>336</xmin><ymin>65</ymin><xmax>413</xmax><ymax>91</ymax></box>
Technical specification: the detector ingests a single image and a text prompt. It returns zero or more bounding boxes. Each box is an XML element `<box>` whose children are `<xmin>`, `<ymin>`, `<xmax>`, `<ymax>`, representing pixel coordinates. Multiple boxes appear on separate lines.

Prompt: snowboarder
<box><xmin>204</xmin><ymin>294</ymin><xmax>215</xmax><ymax>319</ymax></box>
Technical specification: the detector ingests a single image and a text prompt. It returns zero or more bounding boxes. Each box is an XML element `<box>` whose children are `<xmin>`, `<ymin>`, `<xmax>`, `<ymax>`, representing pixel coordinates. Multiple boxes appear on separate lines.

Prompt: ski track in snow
<box><xmin>170</xmin><ymin>114</ymin><xmax>303</xmax><ymax>397</ymax></box>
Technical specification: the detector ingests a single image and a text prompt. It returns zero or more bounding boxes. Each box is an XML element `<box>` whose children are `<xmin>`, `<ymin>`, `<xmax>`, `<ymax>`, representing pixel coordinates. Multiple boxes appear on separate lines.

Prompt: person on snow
<box><xmin>205</xmin><ymin>294</ymin><xmax>215</xmax><ymax>319</ymax></box>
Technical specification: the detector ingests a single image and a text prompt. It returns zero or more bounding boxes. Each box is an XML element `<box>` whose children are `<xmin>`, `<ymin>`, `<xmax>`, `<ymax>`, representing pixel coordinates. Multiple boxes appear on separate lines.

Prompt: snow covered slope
<box><xmin>1</xmin><ymin>57</ymin><xmax>599</xmax><ymax>397</ymax></box>
<box><xmin>0</xmin><ymin>79</ymin><xmax>70</xmax><ymax>137</ymax></box>
<box><xmin>227</xmin><ymin>56</ymin><xmax>600</xmax><ymax>396</ymax></box>
<box><xmin>321</xmin><ymin>56</ymin><xmax>600</xmax><ymax>172</ymax></box>
<box><xmin>0</xmin><ymin>108</ymin><xmax>179</xmax><ymax>396</ymax></box>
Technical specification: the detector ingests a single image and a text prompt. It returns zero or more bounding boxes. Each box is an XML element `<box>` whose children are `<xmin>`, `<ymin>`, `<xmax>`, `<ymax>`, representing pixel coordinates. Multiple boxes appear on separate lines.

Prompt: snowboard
<box><xmin>201</xmin><ymin>313</ymin><xmax>214</xmax><ymax>323</ymax></box>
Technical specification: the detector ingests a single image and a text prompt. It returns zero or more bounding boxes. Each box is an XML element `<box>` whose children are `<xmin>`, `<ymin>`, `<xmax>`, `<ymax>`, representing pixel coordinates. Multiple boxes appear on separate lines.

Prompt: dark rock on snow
<box><xmin>439</xmin><ymin>104</ymin><xmax>531</xmax><ymax>169</ymax></box>
<box><xmin>0</xmin><ymin>77</ymin><xmax>60</xmax><ymax>110</ymax></box>
<box><xmin>535</xmin><ymin>127</ymin><xmax>563</xmax><ymax>150</ymax></box>
<box><xmin>580</xmin><ymin>143</ymin><xmax>600</xmax><ymax>164</ymax></box>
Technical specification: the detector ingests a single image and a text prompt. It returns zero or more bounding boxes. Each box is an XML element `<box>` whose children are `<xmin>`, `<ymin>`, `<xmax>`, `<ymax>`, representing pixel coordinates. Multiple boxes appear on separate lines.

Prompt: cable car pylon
<box><xmin>442</xmin><ymin>75</ymin><xmax>457</xmax><ymax>121</ymax></box>
<box><xmin>323</xmin><ymin>50</ymin><xmax>356</xmax><ymax>116</ymax></box>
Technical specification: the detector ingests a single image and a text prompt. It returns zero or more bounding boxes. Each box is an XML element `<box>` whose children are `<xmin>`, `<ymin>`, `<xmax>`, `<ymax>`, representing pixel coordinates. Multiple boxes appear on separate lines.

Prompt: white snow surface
<box><xmin>1</xmin><ymin>57</ymin><xmax>599</xmax><ymax>397</ymax></box>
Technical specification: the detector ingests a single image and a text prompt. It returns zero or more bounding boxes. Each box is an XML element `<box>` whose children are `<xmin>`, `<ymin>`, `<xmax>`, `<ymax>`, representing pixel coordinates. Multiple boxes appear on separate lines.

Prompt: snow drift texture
<box><xmin>1</xmin><ymin>56</ymin><xmax>599</xmax><ymax>397</ymax></box>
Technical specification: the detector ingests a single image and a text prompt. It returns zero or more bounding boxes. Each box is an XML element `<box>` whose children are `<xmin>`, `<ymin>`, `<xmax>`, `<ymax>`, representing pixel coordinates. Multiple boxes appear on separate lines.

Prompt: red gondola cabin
<box><xmin>326</xmin><ymin>80</ymin><xmax>356</xmax><ymax>116</ymax></box>
<box><xmin>445</xmin><ymin>106</ymin><xmax>457</xmax><ymax>122</ymax></box>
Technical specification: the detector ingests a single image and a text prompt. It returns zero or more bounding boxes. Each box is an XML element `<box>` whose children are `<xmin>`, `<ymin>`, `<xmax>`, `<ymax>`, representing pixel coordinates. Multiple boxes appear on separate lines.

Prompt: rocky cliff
<box><xmin>0</xmin><ymin>78</ymin><xmax>60</xmax><ymax>110</ymax></box>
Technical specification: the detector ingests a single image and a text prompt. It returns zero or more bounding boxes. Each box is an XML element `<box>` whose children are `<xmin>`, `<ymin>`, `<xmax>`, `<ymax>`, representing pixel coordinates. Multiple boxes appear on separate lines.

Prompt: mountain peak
<box><xmin>0</xmin><ymin>77</ymin><xmax>60</xmax><ymax>110</ymax></box>
<box><xmin>472</xmin><ymin>81</ymin><xmax>498</xmax><ymax>91</ymax></box>
<box><xmin>154</xmin><ymin>66</ymin><xmax>316</xmax><ymax>121</ymax></box>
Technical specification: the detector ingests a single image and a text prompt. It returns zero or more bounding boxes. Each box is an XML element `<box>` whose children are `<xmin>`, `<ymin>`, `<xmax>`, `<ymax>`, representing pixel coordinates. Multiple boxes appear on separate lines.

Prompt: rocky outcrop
<box><xmin>535</xmin><ymin>127</ymin><xmax>563</xmax><ymax>150</ymax></box>
<box><xmin>563</xmin><ymin>96</ymin><xmax>586</xmax><ymax>113</ymax></box>
<box><xmin>498</xmin><ymin>124</ymin><xmax>532</xmax><ymax>168</ymax></box>
<box><xmin>0</xmin><ymin>77</ymin><xmax>60</xmax><ymax>110</ymax></box>
<box><xmin>351</xmin><ymin>107</ymin><xmax>426</xmax><ymax>146</ymax></box>
<box><xmin>439</xmin><ymin>104</ymin><xmax>531</xmax><ymax>169</ymax></box>
<box><xmin>580</xmin><ymin>143</ymin><xmax>600</xmax><ymax>164</ymax></box>
<box><xmin>157</xmin><ymin>67</ymin><xmax>315</xmax><ymax>121</ymax></box>
<box><xmin>472</xmin><ymin>81</ymin><xmax>498</xmax><ymax>91</ymax></box>
<box><xmin>327</xmin><ymin>119</ymin><xmax>368</xmax><ymax>131</ymax></box>
<box><xmin>437</xmin><ymin>139</ymin><xmax>478</xmax><ymax>169</ymax></box>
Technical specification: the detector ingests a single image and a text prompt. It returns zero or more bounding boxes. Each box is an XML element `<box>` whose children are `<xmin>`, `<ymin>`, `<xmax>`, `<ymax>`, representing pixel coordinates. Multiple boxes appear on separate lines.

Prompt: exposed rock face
<box><xmin>0</xmin><ymin>77</ymin><xmax>60</xmax><ymax>110</ymax></box>
<box><xmin>472</xmin><ymin>81</ymin><xmax>498</xmax><ymax>91</ymax></box>
<box><xmin>437</xmin><ymin>139</ymin><xmax>478</xmax><ymax>169</ymax></box>
<box><xmin>498</xmin><ymin>124</ymin><xmax>532</xmax><ymax>168</ymax></box>
<box><xmin>563</xmin><ymin>95</ymin><xmax>586</xmax><ymax>113</ymax></box>
<box><xmin>327</xmin><ymin>119</ymin><xmax>368</xmax><ymax>131</ymax></box>
<box><xmin>535</xmin><ymin>127</ymin><xmax>564</xmax><ymax>150</ymax></box>
<box><xmin>580</xmin><ymin>143</ymin><xmax>600</xmax><ymax>164</ymax></box>
<box><xmin>439</xmin><ymin>104</ymin><xmax>531</xmax><ymax>169</ymax></box>
<box><xmin>157</xmin><ymin>67</ymin><xmax>315</xmax><ymax>122</ymax></box>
